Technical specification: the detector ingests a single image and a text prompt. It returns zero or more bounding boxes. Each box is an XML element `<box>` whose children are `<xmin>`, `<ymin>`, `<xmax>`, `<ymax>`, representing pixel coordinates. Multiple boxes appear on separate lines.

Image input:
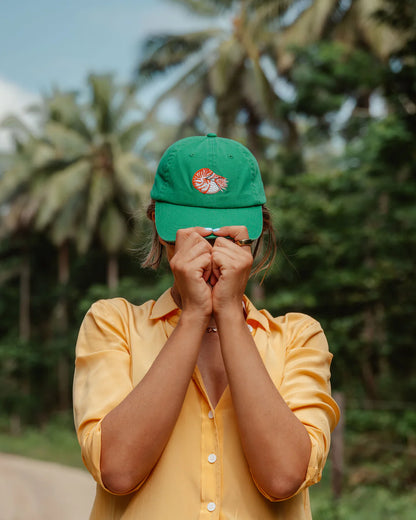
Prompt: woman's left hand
<box><xmin>211</xmin><ymin>226</ymin><xmax>253</xmax><ymax>316</ymax></box>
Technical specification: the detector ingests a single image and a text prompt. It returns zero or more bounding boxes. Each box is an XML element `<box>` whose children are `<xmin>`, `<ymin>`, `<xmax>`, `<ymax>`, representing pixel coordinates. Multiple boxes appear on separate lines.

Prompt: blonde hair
<box><xmin>141</xmin><ymin>200</ymin><xmax>277</xmax><ymax>282</ymax></box>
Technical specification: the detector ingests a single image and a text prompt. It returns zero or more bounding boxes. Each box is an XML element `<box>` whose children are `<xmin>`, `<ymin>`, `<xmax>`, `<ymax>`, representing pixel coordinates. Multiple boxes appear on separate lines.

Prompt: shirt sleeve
<box><xmin>258</xmin><ymin>314</ymin><xmax>340</xmax><ymax>502</ymax></box>
<box><xmin>73</xmin><ymin>299</ymin><xmax>135</xmax><ymax>494</ymax></box>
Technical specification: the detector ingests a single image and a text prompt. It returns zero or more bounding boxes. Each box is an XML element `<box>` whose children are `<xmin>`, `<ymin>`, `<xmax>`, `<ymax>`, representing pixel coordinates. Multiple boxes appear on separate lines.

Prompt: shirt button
<box><xmin>208</xmin><ymin>453</ymin><xmax>217</xmax><ymax>463</ymax></box>
<box><xmin>208</xmin><ymin>410</ymin><xmax>214</xmax><ymax>419</ymax></box>
<box><xmin>207</xmin><ymin>502</ymin><xmax>216</xmax><ymax>512</ymax></box>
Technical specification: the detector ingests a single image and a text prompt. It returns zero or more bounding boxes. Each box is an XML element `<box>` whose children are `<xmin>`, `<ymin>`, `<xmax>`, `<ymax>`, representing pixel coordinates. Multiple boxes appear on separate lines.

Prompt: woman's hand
<box><xmin>169</xmin><ymin>227</ymin><xmax>214</xmax><ymax>324</ymax></box>
<box><xmin>211</xmin><ymin>226</ymin><xmax>253</xmax><ymax>317</ymax></box>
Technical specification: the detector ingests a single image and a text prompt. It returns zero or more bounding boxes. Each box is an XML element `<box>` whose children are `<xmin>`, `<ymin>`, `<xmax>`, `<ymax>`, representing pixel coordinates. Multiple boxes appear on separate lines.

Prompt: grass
<box><xmin>310</xmin><ymin>459</ymin><xmax>416</xmax><ymax>520</ymax></box>
<box><xmin>0</xmin><ymin>412</ymin><xmax>84</xmax><ymax>469</ymax></box>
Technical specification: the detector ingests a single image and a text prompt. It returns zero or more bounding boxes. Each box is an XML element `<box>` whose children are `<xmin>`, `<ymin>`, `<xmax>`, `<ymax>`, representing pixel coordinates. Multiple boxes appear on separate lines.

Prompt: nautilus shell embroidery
<box><xmin>192</xmin><ymin>168</ymin><xmax>228</xmax><ymax>194</ymax></box>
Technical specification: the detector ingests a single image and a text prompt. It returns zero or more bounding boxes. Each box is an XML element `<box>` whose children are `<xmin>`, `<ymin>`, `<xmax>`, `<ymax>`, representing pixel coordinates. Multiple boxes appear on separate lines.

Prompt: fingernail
<box><xmin>212</xmin><ymin>228</ymin><xmax>221</xmax><ymax>232</ymax></box>
<box><xmin>204</xmin><ymin>227</ymin><xmax>213</xmax><ymax>231</ymax></box>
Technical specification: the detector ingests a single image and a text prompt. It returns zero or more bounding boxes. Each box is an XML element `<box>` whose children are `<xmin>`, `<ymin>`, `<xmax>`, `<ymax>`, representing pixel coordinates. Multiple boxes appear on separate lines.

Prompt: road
<box><xmin>0</xmin><ymin>453</ymin><xmax>96</xmax><ymax>520</ymax></box>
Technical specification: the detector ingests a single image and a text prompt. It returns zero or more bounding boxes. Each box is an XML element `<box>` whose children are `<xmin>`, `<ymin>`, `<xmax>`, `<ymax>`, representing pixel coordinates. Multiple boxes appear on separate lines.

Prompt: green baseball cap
<box><xmin>150</xmin><ymin>133</ymin><xmax>266</xmax><ymax>242</ymax></box>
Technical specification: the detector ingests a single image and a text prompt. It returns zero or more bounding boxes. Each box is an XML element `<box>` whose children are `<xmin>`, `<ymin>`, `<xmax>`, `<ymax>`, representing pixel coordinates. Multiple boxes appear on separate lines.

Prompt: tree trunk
<box><xmin>107</xmin><ymin>254</ymin><xmax>119</xmax><ymax>291</ymax></box>
<box><xmin>250</xmin><ymin>282</ymin><xmax>265</xmax><ymax>304</ymax></box>
<box><xmin>58</xmin><ymin>241</ymin><xmax>70</xmax><ymax>286</ymax></box>
<box><xmin>331</xmin><ymin>391</ymin><xmax>345</xmax><ymax>500</ymax></box>
<box><xmin>19</xmin><ymin>252</ymin><xmax>31</xmax><ymax>342</ymax></box>
<box><xmin>56</xmin><ymin>241</ymin><xmax>70</xmax><ymax>410</ymax></box>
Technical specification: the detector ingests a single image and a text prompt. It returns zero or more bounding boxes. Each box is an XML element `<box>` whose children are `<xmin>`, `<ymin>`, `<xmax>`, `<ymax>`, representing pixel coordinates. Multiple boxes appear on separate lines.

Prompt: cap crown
<box><xmin>151</xmin><ymin>134</ymin><xmax>266</xmax><ymax>208</ymax></box>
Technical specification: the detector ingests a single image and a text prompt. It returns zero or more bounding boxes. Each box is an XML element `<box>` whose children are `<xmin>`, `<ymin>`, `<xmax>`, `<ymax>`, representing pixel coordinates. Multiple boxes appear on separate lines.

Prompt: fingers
<box><xmin>211</xmin><ymin>227</ymin><xmax>253</xmax><ymax>282</ymax></box>
<box><xmin>175</xmin><ymin>227</ymin><xmax>213</xmax><ymax>249</ymax></box>
<box><xmin>171</xmin><ymin>227</ymin><xmax>213</xmax><ymax>267</ymax></box>
<box><xmin>211</xmin><ymin>242</ymin><xmax>253</xmax><ymax>272</ymax></box>
<box><xmin>212</xmin><ymin>226</ymin><xmax>249</xmax><ymax>242</ymax></box>
<box><xmin>170</xmin><ymin>227</ymin><xmax>216</xmax><ymax>282</ymax></box>
<box><xmin>170</xmin><ymin>226</ymin><xmax>252</xmax><ymax>298</ymax></box>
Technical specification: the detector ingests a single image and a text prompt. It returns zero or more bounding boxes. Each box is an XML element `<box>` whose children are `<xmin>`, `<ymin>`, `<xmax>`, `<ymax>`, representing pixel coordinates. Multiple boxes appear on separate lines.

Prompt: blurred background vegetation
<box><xmin>1</xmin><ymin>0</ymin><xmax>415</xmax><ymax>517</ymax></box>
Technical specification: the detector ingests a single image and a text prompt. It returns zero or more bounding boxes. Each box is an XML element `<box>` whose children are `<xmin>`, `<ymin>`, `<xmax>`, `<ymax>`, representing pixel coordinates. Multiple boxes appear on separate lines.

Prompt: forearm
<box><xmin>216</xmin><ymin>307</ymin><xmax>311</xmax><ymax>499</ymax></box>
<box><xmin>101</xmin><ymin>312</ymin><xmax>206</xmax><ymax>494</ymax></box>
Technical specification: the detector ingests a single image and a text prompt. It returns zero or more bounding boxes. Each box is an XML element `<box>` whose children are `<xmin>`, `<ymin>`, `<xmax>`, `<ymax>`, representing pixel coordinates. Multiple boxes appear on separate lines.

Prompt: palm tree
<box><xmin>136</xmin><ymin>0</ymin><xmax>408</xmax><ymax>156</ymax></box>
<box><xmin>1</xmin><ymin>74</ymin><xmax>150</xmax><ymax>341</ymax></box>
<box><xmin>272</xmin><ymin>0</ymin><xmax>407</xmax><ymax>125</ymax></box>
<box><xmin>0</xmin><ymin>118</ymin><xmax>48</xmax><ymax>341</ymax></box>
<box><xmin>136</xmin><ymin>0</ymin><xmax>299</xmax><ymax>155</ymax></box>
<box><xmin>1</xmin><ymin>75</ymin><xmax>150</xmax><ymax>410</ymax></box>
<box><xmin>34</xmin><ymin>74</ymin><xmax>150</xmax><ymax>290</ymax></box>
<box><xmin>275</xmin><ymin>0</ymin><xmax>404</xmax><ymax>74</ymax></box>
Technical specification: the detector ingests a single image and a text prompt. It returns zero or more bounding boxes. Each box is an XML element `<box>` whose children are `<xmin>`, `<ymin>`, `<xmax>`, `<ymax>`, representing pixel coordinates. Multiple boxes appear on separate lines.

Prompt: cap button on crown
<box><xmin>207</xmin><ymin>133</ymin><xmax>217</xmax><ymax>137</ymax></box>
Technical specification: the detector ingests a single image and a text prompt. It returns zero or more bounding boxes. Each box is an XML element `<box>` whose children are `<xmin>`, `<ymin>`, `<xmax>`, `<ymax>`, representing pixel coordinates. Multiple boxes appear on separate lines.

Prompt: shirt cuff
<box><xmin>79</xmin><ymin>419</ymin><xmax>145</xmax><ymax>497</ymax></box>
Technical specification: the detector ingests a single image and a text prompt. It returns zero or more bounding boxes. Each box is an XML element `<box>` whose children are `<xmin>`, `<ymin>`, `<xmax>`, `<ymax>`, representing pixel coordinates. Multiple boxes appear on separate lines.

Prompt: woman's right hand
<box><xmin>169</xmin><ymin>228</ymin><xmax>214</xmax><ymax>324</ymax></box>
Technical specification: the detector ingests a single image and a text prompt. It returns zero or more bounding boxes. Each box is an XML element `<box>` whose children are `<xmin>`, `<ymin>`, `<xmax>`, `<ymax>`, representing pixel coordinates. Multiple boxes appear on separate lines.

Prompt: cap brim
<box><xmin>155</xmin><ymin>202</ymin><xmax>263</xmax><ymax>242</ymax></box>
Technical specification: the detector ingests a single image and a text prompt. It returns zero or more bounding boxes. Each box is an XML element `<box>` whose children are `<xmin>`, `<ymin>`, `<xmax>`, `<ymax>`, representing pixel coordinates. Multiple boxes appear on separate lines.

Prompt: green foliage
<box><xmin>311</xmin><ymin>482</ymin><xmax>416</xmax><ymax>520</ymax></box>
<box><xmin>289</xmin><ymin>42</ymin><xmax>383</xmax><ymax>120</ymax></box>
<box><xmin>263</xmin><ymin>112</ymin><xmax>416</xmax><ymax>397</ymax></box>
<box><xmin>76</xmin><ymin>272</ymin><xmax>173</xmax><ymax>324</ymax></box>
<box><xmin>0</xmin><ymin>412</ymin><xmax>83</xmax><ymax>468</ymax></box>
<box><xmin>139</xmin><ymin>31</ymin><xmax>216</xmax><ymax>80</ymax></box>
<box><xmin>136</xmin><ymin>0</ymin><xmax>301</xmax><ymax>147</ymax></box>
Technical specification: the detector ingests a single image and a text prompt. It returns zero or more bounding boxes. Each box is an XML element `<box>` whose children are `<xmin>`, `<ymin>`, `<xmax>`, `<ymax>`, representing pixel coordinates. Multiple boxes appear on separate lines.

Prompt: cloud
<box><xmin>0</xmin><ymin>77</ymin><xmax>40</xmax><ymax>151</ymax></box>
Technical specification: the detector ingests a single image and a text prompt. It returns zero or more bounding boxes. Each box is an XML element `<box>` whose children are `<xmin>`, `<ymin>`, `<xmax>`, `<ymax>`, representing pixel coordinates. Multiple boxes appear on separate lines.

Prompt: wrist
<box><xmin>179</xmin><ymin>309</ymin><xmax>211</xmax><ymax>332</ymax></box>
<box><xmin>213</xmin><ymin>304</ymin><xmax>246</xmax><ymax>328</ymax></box>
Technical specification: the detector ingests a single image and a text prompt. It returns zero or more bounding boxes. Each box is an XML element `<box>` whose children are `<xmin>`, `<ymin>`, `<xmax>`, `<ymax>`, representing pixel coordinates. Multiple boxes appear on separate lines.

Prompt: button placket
<box><xmin>201</xmin><ymin>401</ymin><xmax>220</xmax><ymax>517</ymax></box>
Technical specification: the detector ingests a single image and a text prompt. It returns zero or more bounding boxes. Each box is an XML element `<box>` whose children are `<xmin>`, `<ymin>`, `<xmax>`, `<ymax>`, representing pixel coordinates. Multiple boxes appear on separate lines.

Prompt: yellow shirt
<box><xmin>73</xmin><ymin>289</ymin><xmax>339</xmax><ymax>520</ymax></box>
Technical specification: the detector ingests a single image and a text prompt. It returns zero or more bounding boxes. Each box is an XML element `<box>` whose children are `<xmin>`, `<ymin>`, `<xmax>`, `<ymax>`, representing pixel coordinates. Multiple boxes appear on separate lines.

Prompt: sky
<box><xmin>0</xmin><ymin>0</ymin><xmax>218</xmax><ymax>149</ymax></box>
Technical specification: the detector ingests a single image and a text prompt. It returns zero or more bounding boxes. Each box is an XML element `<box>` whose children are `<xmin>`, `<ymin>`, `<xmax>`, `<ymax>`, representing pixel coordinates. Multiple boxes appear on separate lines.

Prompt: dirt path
<box><xmin>0</xmin><ymin>453</ymin><xmax>96</xmax><ymax>520</ymax></box>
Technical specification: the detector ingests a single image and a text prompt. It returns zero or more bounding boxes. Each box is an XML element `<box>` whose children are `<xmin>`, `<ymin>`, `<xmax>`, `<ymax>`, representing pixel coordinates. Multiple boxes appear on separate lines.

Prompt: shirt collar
<box><xmin>243</xmin><ymin>294</ymin><xmax>270</xmax><ymax>333</ymax></box>
<box><xmin>149</xmin><ymin>288</ymin><xmax>270</xmax><ymax>332</ymax></box>
<box><xmin>149</xmin><ymin>288</ymin><xmax>180</xmax><ymax>320</ymax></box>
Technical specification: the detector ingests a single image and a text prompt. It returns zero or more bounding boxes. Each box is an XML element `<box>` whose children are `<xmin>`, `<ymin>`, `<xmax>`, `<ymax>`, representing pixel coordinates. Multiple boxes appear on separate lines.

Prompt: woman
<box><xmin>73</xmin><ymin>134</ymin><xmax>339</xmax><ymax>519</ymax></box>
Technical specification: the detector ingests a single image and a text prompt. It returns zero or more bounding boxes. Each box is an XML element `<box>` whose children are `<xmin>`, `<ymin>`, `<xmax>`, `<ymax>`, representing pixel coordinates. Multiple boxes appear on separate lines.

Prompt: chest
<box><xmin>197</xmin><ymin>333</ymin><xmax>228</xmax><ymax>408</ymax></box>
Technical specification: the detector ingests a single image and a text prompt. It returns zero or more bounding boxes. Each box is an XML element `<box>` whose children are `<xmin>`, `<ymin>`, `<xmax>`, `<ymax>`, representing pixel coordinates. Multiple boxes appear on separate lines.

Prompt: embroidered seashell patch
<box><xmin>192</xmin><ymin>168</ymin><xmax>228</xmax><ymax>194</ymax></box>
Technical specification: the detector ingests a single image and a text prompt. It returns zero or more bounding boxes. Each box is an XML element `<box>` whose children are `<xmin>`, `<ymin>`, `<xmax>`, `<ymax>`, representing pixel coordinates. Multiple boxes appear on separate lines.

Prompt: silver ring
<box><xmin>234</xmin><ymin>238</ymin><xmax>254</xmax><ymax>247</ymax></box>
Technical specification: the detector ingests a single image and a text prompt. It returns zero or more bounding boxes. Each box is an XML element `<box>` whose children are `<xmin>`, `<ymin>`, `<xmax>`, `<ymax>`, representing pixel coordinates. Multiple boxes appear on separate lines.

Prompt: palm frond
<box><xmin>248</xmin><ymin>0</ymin><xmax>298</xmax><ymax>40</ymax></box>
<box><xmin>275</xmin><ymin>0</ymin><xmax>340</xmax><ymax>72</ymax></box>
<box><xmin>85</xmin><ymin>171</ymin><xmax>113</xmax><ymax>239</ymax></box>
<box><xmin>45</xmin><ymin>92</ymin><xmax>92</xmax><ymax>141</ymax></box>
<box><xmin>112</xmin><ymin>84</ymin><xmax>142</xmax><ymax>129</ymax></box>
<box><xmin>137</xmin><ymin>29</ymin><xmax>222</xmax><ymax>80</ymax></box>
<box><xmin>48</xmin><ymin>200</ymin><xmax>78</xmax><ymax>246</ymax></box>
<box><xmin>247</xmin><ymin>0</ymin><xmax>295</xmax><ymax>8</ymax></box>
<box><xmin>0</xmin><ymin>137</ymin><xmax>39</xmax><ymax>205</ymax></box>
<box><xmin>208</xmin><ymin>38</ymin><xmax>245</xmax><ymax>97</ymax></box>
<box><xmin>88</xmin><ymin>73</ymin><xmax>118</xmax><ymax>134</ymax></box>
<box><xmin>334</xmin><ymin>0</ymin><xmax>403</xmax><ymax>61</ymax></box>
<box><xmin>118</xmin><ymin>121</ymin><xmax>144</xmax><ymax>152</ymax></box>
<box><xmin>113</xmin><ymin>152</ymin><xmax>150</xmax><ymax>202</ymax></box>
<box><xmin>43</xmin><ymin>121</ymin><xmax>89</xmax><ymax>159</ymax></box>
<box><xmin>0</xmin><ymin>167</ymin><xmax>29</xmax><ymax>207</ymax></box>
<box><xmin>0</xmin><ymin>115</ymin><xmax>34</xmax><ymax>137</ymax></box>
<box><xmin>241</xmin><ymin>58</ymin><xmax>284</xmax><ymax>121</ymax></box>
<box><xmin>98</xmin><ymin>205</ymin><xmax>128</xmax><ymax>254</ymax></box>
<box><xmin>175</xmin><ymin>79</ymin><xmax>210</xmax><ymax>123</ymax></box>
<box><xmin>35</xmin><ymin>160</ymin><xmax>90</xmax><ymax>230</ymax></box>
<box><xmin>143</xmin><ymin>59</ymin><xmax>210</xmax><ymax>122</ymax></box>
